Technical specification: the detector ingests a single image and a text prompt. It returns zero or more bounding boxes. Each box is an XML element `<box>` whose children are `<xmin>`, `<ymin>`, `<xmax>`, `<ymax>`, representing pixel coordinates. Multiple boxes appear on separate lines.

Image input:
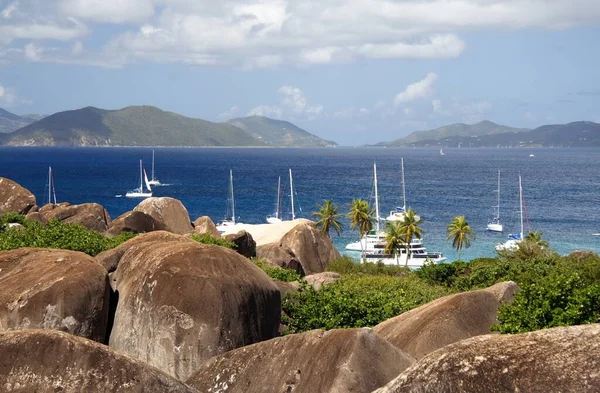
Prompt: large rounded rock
<box><xmin>186</xmin><ymin>328</ymin><xmax>415</xmax><ymax>393</ymax></box>
<box><xmin>224</xmin><ymin>229</ymin><xmax>256</xmax><ymax>258</ymax></box>
<box><xmin>0</xmin><ymin>177</ymin><xmax>36</xmax><ymax>215</ymax></box>
<box><xmin>133</xmin><ymin>197</ymin><xmax>193</xmax><ymax>234</ymax></box>
<box><xmin>0</xmin><ymin>329</ymin><xmax>199</xmax><ymax>393</ymax></box>
<box><xmin>96</xmin><ymin>231</ymin><xmax>195</xmax><ymax>273</ymax></box>
<box><xmin>39</xmin><ymin>202</ymin><xmax>112</xmax><ymax>232</ymax></box>
<box><xmin>0</xmin><ymin>248</ymin><xmax>109</xmax><ymax>342</ymax></box>
<box><xmin>256</xmin><ymin>243</ymin><xmax>303</xmax><ymax>274</ymax></box>
<box><xmin>105</xmin><ymin>210</ymin><xmax>164</xmax><ymax>237</ymax></box>
<box><xmin>109</xmin><ymin>238</ymin><xmax>281</xmax><ymax>380</ymax></box>
<box><xmin>304</xmin><ymin>271</ymin><xmax>341</xmax><ymax>290</ymax></box>
<box><xmin>373</xmin><ymin>282</ymin><xmax>519</xmax><ymax>359</ymax></box>
<box><xmin>192</xmin><ymin>216</ymin><xmax>220</xmax><ymax>237</ymax></box>
<box><xmin>279</xmin><ymin>222</ymin><xmax>341</xmax><ymax>274</ymax></box>
<box><xmin>374</xmin><ymin>324</ymin><xmax>600</xmax><ymax>393</ymax></box>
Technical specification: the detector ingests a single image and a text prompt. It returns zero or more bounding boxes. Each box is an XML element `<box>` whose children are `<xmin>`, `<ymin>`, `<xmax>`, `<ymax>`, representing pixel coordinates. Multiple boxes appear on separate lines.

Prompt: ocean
<box><xmin>1</xmin><ymin>146</ymin><xmax>599</xmax><ymax>262</ymax></box>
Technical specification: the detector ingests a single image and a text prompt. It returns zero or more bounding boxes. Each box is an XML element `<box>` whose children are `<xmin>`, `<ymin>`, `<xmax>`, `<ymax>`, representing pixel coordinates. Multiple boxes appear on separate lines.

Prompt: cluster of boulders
<box><xmin>2</xmin><ymin>176</ymin><xmax>600</xmax><ymax>392</ymax></box>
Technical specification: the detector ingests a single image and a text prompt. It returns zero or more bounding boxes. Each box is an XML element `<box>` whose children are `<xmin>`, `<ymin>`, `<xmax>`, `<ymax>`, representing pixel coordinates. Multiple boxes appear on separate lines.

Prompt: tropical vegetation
<box><xmin>312</xmin><ymin>199</ymin><xmax>343</xmax><ymax>238</ymax></box>
<box><xmin>446</xmin><ymin>216</ymin><xmax>476</xmax><ymax>260</ymax></box>
<box><xmin>397</xmin><ymin>208</ymin><xmax>423</xmax><ymax>261</ymax></box>
<box><xmin>346</xmin><ymin>199</ymin><xmax>374</xmax><ymax>260</ymax></box>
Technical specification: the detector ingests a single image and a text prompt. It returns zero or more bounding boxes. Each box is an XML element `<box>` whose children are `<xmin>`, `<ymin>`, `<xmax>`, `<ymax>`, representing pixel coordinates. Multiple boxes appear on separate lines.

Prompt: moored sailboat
<box><xmin>216</xmin><ymin>169</ymin><xmax>241</xmax><ymax>232</ymax></box>
<box><xmin>266</xmin><ymin>176</ymin><xmax>283</xmax><ymax>224</ymax></box>
<box><xmin>147</xmin><ymin>150</ymin><xmax>162</xmax><ymax>186</ymax></box>
<box><xmin>487</xmin><ymin>168</ymin><xmax>503</xmax><ymax>232</ymax></box>
<box><xmin>125</xmin><ymin>160</ymin><xmax>152</xmax><ymax>198</ymax></box>
<box><xmin>496</xmin><ymin>174</ymin><xmax>524</xmax><ymax>251</ymax></box>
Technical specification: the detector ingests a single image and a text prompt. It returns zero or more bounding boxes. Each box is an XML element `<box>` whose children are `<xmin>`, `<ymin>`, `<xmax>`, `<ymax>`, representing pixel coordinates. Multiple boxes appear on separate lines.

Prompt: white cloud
<box><xmin>58</xmin><ymin>0</ymin><xmax>155</xmax><ymax>24</ymax></box>
<box><xmin>430</xmin><ymin>98</ymin><xmax>492</xmax><ymax>122</ymax></box>
<box><xmin>72</xmin><ymin>40</ymin><xmax>83</xmax><ymax>55</ymax></box>
<box><xmin>218</xmin><ymin>105</ymin><xmax>239</xmax><ymax>119</ymax></box>
<box><xmin>24</xmin><ymin>42</ymin><xmax>43</xmax><ymax>61</ymax></box>
<box><xmin>2</xmin><ymin>1</ymin><xmax>19</xmax><ymax>19</ymax></box>
<box><xmin>248</xmin><ymin>85</ymin><xmax>323</xmax><ymax>120</ymax></box>
<box><xmin>395</xmin><ymin>73</ymin><xmax>438</xmax><ymax>106</ymax></box>
<box><xmin>0</xmin><ymin>83</ymin><xmax>16</xmax><ymax>106</ymax></box>
<box><xmin>358</xmin><ymin>35</ymin><xmax>465</xmax><ymax>59</ymax></box>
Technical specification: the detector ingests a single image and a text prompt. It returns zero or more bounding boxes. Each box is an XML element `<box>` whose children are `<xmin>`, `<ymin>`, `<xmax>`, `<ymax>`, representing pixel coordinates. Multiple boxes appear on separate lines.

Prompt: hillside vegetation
<box><xmin>0</xmin><ymin>106</ymin><xmax>335</xmax><ymax>147</ymax></box>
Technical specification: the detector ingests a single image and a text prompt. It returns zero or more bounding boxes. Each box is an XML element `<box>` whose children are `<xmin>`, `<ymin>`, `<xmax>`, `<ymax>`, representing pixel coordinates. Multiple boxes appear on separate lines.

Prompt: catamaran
<box><xmin>266</xmin><ymin>176</ymin><xmax>283</xmax><ymax>224</ymax></box>
<box><xmin>496</xmin><ymin>174</ymin><xmax>524</xmax><ymax>251</ymax></box>
<box><xmin>385</xmin><ymin>158</ymin><xmax>419</xmax><ymax>222</ymax></box>
<box><xmin>487</xmin><ymin>169</ymin><xmax>503</xmax><ymax>232</ymax></box>
<box><xmin>216</xmin><ymin>169</ymin><xmax>241</xmax><ymax>232</ymax></box>
<box><xmin>147</xmin><ymin>150</ymin><xmax>161</xmax><ymax>186</ymax></box>
<box><xmin>125</xmin><ymin>160</ymin><xmax>152</xmax><ymax>198</ymax></box>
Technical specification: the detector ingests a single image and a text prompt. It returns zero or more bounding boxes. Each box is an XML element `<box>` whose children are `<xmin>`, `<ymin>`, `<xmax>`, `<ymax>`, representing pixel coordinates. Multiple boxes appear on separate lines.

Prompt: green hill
<box><xmin>227</xmin><ymin>116</ymin><xmax>336</xmax><ymax>147</ymax></box>
<box><xmin>0</xmin><ymin>108</ymin><xmax>39</xmax><ymax>134</ymax></box>
<box><xmin>0</xmin><ymin>106</ymin><xmax>335</xmax><ymax>147</ymax></box>
<box><xmin>379</xmin><ymin>120</ymin><xmax>529</xmax><ymax>147</ymax></box>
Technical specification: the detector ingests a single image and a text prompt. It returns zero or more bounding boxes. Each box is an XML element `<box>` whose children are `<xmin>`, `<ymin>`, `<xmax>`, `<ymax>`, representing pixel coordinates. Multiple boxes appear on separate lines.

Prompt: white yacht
<box><xmin>216</xmin><ymin>169</ymin><xmax>241</xmax><ymax>232</ymax></box>
<box><xmin>496</xmin><ymin>175</ymin><xmax>524</xmax><ymax>251</ymax></box>
<box><xmin>385</xmin><ymin>158</ymin><xmax>419</xmax><ymax>222</ymax></box>
<box><xmin>147</xmin><ymin>150</ymin><xmax>162</xmax><ymax>186</ymax></box>
<box><xmin>364</xmin><ymin>238</ymin><xmax>446</xmax><ymax>268</ymax></box>
<box><xmin>487</xmin><ymin>168</ymin><xmax>503</xmax><ymax>232</ymax></box>
<box><xmin>125</xmin><ymin>160</ymin><xmax>152</xmax><ymax>198</ymax></box>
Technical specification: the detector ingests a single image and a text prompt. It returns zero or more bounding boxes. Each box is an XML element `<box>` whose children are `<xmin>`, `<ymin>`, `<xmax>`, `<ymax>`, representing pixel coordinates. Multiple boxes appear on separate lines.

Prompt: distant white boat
<box><xmin>496</xmin><ymin>175</ymin><xmax>524</xmax><ymax>251</ymax></box>
<box><xmin>487</xmin><ymin>169</ymin><xmax>503</xmax><ymax>232</ymax></box>
<box><xmin>529</xmin><ymin>154</ymin><xmax>535</xmax><ymax>158</ymax></box>
<box><xmin>266</xmin><ymin>176</ymin><xmax>283</xmax><ymax>224</ymax></box>
<box><xmin>217</xmin><ymin>169</ymin><xmax>241</xmax><ymax>232</ymax></box>
<box><xmin>440</xmin><ymin>148</ymin><xmax>446</xmax><ymax>156</ymax></box>
<box><xmin>147</xmin><ymin>150</ymin><xmax>162</xmax><ymax>186</ymax></box>
<box><xmin>125</xmin><ymin>160</ymin><xmax>152</xmax><ymax>198</ymax></box>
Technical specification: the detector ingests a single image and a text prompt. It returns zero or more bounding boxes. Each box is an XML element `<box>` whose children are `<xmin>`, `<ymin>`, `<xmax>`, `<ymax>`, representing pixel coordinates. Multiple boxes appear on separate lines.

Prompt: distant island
<box><xmin>0</xmin><ymin>106</ymin><xmax>337</xmax><ymax>148</ymax></box>
<box><xmin>374</xmin><ymin>120</ymin><xmax>600</xmax><ymax>148</ymax></box>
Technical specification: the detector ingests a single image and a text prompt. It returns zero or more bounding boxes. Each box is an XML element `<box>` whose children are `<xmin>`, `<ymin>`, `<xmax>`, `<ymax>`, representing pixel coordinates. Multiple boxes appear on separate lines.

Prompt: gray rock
<box><xmin>133</xmin><ymin>197</ymin><xmax>193</xmax><ymax>234</ymax></box>
<box><xmin>0</xmin><ymin>177</ymin><xmax>36</xmax><ymax>215</ymax></box>
<box><xmin>192</xmin><ymin>216</ymin><xmax>220</xmax><ymax>237</ymax></box>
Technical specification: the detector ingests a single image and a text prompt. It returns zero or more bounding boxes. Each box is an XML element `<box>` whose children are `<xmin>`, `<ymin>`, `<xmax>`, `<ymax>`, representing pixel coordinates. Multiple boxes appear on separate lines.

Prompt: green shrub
<box><xmin>0</xmin><ymin>212</ymin><xmax>25</xmax><ymax>226</ymax></box>
<box><xmin>282</xmin><ymin>274</ymin><xmax>449</xmax><ymax>333</ymax></box>
<box><xmin>252</xmin><ymin>258</ymin><xmax>301</xmax><ymax>282</ymax></box>
<box><xmin>0</xmin><ymin>214</ymin><xmax>135</xmax><ymax>256</ymax></box>
<box><xmin>190</xmin><ymin>233</ymin><xmax>236</xmax><ymax>249</ymax></box>
<box><xmin>327</xmin><ymin>255</ymin><xmax>411</xmax><ymax>277</ymax></box>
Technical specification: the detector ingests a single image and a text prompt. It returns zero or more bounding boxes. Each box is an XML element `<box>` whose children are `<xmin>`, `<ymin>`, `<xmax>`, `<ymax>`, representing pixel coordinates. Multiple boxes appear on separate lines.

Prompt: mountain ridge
<box><xmin>0</xmin><ymin>105</ymin><xmax>335</xmax><ymax>147</ymax></box>
<box><xmin>0</xmin><ymin>108</ymin><xmax>43</xmax><ymax>134</ymax></box>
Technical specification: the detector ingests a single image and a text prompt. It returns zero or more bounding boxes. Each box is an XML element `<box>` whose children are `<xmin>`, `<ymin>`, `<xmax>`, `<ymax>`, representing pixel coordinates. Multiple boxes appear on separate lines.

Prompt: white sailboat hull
<box><xmin>487</xmin><ymin>223</ymin><xmax>503</xmax><ymax>232</ymax></box>
<box><xmin>266</xmin><ymin>216</ymin><xmax>282</xmax><ymax>224</ymax></box>
<box><xmin>125</xmin><ymin>191</ymin><xmax>152</xmax><ymax>198</ymax></box>
<box><xmin>147</xmin><ymin>180</ymin><xmax>162</xmax><ymax>186</ymax></box>
<box><xmin>365</xmin><ymin>253</ymin><xmax>446</xmax><ymax>268</ymax></box>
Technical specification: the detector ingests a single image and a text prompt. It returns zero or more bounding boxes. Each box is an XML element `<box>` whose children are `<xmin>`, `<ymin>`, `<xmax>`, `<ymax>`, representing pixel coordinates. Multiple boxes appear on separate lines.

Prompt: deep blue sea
<box><xmin>1</xmin><ymin>146</ymin><xmax>600</xmax><ymax>262</ymax></box>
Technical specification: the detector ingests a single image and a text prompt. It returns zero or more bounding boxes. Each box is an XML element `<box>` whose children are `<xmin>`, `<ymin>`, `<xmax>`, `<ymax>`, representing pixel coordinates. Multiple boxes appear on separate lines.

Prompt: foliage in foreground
<box><xmin>0</xmin><ymin>214</ymin><xmax>135</xmax><ymax>256</ymax></box>
<box><xmin>282</xmin><ymin>274</ymin><xmax>450</xmax><ymax>334</ymax></box>
<box><xmin>252</xmin><ymin>258</ymin><xmax>302</xmax><ymax>282</ymax></box>
<box><xmin>327</xmin><ymin>255</ymin><xmax>411</xmax><ymax>277</ymax></box>
<box><xmin>190</xmin><ymin>233</ymin><xmax>236</xmax><ymax>249</ymax></box>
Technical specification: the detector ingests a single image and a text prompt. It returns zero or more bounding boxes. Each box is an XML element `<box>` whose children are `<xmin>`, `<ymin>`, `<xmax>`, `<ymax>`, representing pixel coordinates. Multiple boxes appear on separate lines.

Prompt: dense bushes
<box><xmin>0</xmin><ymin>214</ymin><xmax>135</xmax><ymax>256</ymax></box>
<box><xmin>190</xmin><ymin>233</ymin><xmax>236</xmax><ymax>249</ymax></box>
<box><xmin>282</xmin><ymin>274</ymin><xmax>449</xmax><ymax>334</ymax></box>
<box><xmin>252</xmin><ymin>258</ymin><xmax>302</xmax><ymax>282</ymax></box>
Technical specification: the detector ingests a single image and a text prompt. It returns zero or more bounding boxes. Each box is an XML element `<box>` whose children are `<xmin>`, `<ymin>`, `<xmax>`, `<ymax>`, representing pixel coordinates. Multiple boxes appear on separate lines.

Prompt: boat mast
<box><xmin>151</xmin><ymin>150</ymin><xmax>155</xmax><ymax>180</ymax></box>
<box><xmin>230</xmin><ymin>169</ymin><xmax>235</xmax><ymax>224</ymax></box>
<box><xmin>519</xmin><ymin>174</ymin><xmax>524</xmax><ymax>239</ymax></box>
<box><xmin>48</xmin><ymin>167</ymin><xmax>53</xmax><ymax>205</ymax></box>
<box><xmin>374</xmin><ymin>162</ymin><xmax>380</xmax><ymax>233</ymax></box>
<box><xmin>139</xmin><ymin>160</ymin><xmax>143</xmax><ymax>191</ymax></box>
<box><xmin>497</xmin><ymin>168</ymin><xmax>501</xmax><ymax>220</ymax></box>
<box><xmin>289</xmin><ymin>169</ymin><xmax>295</xmax><ymax>220</ymax></box>
<box><xmin>276</xmin><ymin>176</ymin><xmax>281</xmax><ymax>219</ymax></box>
<box><xmin>401</xmin><ymin>158</ymin><xmax>406</xmax><ymax>211</ymax></box>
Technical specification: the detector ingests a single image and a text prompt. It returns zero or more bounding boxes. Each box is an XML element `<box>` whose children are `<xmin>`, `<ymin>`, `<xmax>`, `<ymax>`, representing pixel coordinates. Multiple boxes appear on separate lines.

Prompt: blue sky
<box><xmin>0</xmin><ymin>0</ymin><xmax>599</xmax><ymax>145</ymax></box>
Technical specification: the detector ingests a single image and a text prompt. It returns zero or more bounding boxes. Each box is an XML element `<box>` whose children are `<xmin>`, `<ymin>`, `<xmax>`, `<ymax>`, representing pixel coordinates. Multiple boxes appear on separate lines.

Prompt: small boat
<box><xmin>266</xmin><ymin>176</ymin><xmax>283</xmax><ymax>224</ymax></box>
<box><xmin>496</xmin><ymin>175</ymin><xmax>524</xmax><ymax>251</ymax></box>
<box><xmin>440</xmin><ymin>148</ymin><xmax>446</xmax><ymax>156</ymax></box>
<box><xmin>487</xmin><ymin>169</ymin><xmax>503</xmax><ymax>232</ymax></box>
<box><xmin>529</xmin><ymin>154</ymin><xmax>535</xmax><ymax>158</ymax></box>
<box><xmin>216</xmin><ymin>169</ymin><xmax>241</xmax><ymax>232</ymax></box>
<box><xmin>125</xmin><ymin>160</ymin><xmax>152</xmax><ymax>198</ymax></box>
<box><xmin>45</xmin><ymin>166</ymin><xmax>57</xmax><ymax>205</ymax></box>
<box><xmin>147</xmin><ymin>150</ymin><xmax>162</xmax><ymax>186</ymax></box>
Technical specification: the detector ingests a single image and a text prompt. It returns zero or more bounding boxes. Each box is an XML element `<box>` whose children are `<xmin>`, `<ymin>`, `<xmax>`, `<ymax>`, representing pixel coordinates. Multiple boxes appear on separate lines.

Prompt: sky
<box><xmin>0</xmin><ymin>0</ymin><xmax>599</xmax><ymax>145</ymax></box>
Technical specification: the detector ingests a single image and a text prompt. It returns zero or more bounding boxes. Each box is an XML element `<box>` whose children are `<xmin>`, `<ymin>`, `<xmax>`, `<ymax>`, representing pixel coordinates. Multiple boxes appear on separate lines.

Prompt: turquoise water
<box><xmin>1</xmin><ymin>146</ymin><xmax>599</xmax><ymax>261</ymax></box>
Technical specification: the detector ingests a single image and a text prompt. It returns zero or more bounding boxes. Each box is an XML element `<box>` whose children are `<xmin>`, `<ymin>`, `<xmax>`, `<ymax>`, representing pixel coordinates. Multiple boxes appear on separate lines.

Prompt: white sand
<box><xmin>220</xmin><ymin>218</ymin><xmax>314</xmax><ymax>246</ymax></box>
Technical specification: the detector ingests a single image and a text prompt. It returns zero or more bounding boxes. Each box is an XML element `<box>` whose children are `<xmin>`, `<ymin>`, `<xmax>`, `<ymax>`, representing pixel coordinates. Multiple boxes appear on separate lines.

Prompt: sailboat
<box><xmin>45</xmin><ymin>166</ymin><xmax>57</xmax><ymax>205</ymax></box>
<box><xmin>487</xmin><ymin>169</ymin><xmax>503</xmax><ymax>232</ymax></box>
<box><xmin>496</xmin><ymin>175</ymin><xmax>524</xmax><ymax>251</ymax></box>
<box><xmin>385</xmin><ymin>158</ymin><xmax>419</xmax><ymax>222</ymax></box>
<box><xmin>125</xmin><ymin>160</ymin><xmax>152</xmax><ymax>198</ymax></box>
<box><xmin>288</xmin><ymin>168</ymin><xmax>297</xmax><ymax>220</ymax></box>
<box><xmin>147</xmin><ymin>150</ymin><xmax>162</xmax><ymax>186</ymax></box>
<box><xmin>266</xmin><ymin>176</ymin><xmax>283</xmax><ymax>224</ymax></box>
<box><xmin>216</xmin><ymin>169</ymin><xmax>241</xmax><ymax>232</ymax></box>
<box><xmin>440</xmin><ymin>148</ymin><xmax>446</xmax><ymax>156</ymax></box>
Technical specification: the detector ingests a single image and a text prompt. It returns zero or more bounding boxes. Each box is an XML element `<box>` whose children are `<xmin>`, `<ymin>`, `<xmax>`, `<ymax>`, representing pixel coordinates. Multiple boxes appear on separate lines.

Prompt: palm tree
<box><xmin>384</xmin><ymin>221</ymin><xmax>405</xmax><ymax>264</ymax></box>
<box><xmin>398</xmin><ymin>208</ymin><xmax>423</xmax><ymax>264</ymax></box>
<box><xmin>525</xmin><ymin>231</ymin><xmax>549</xmax><ymax>247</ymax></box>
<box><xmin>446</xmin><ymin>216</ymin><xmax>476</xmax><ymax>261</ymax></box>
<box><xmin>312</xmin><ymin>199</ymin><xmax>343</xmax><ymax>238</ymax></box>
<box><xmin>347</xmin><ymin>199</ymin><xmax>374</xmax><ymax>261</ymax></box>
